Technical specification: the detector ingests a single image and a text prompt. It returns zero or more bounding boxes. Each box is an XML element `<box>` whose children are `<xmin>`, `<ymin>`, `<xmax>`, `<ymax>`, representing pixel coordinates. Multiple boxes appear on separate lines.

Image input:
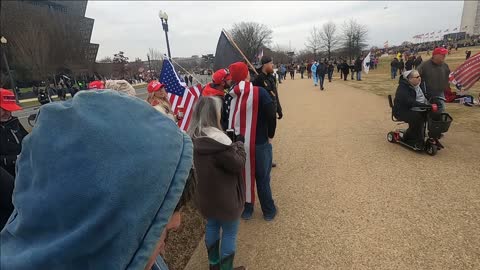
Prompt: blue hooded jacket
<box><xmin>0</xmin><ymin>90</ymin><xmax>193</xmax><ymax>270</ymax></box>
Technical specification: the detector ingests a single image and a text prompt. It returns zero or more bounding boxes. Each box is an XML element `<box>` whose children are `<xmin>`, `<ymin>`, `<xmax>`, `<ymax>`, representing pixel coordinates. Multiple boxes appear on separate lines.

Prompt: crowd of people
<box><xmin>0</xmin><ymin>52</ymin><xmax>285</xmax><ymax>269</ymax></box>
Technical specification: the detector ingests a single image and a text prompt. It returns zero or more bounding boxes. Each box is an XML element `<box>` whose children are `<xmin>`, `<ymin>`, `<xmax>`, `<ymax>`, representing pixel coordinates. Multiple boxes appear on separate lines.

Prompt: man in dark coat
<box><xmin>316</xmin><ymin>60</ymin><xmax>328</xmax><ymax>90</ymax></box>
<box><xmin>354</xmin><ymin>57</ymin><xmax>363</xmax><ymax>81</ymax></box>
<box><xmin>253</xmin><ymin>56</ymin><xmax>283</xmax><ymax>120</ymax></box>
<box><xmin>340</xmin><ymin>60</ymin><xmax>350</xmax><ymax>81</ymax></box>
<box><xmin>405</xmin><ymin>56</ymin><xmax>415</xmax><ymax>71</ymax></box>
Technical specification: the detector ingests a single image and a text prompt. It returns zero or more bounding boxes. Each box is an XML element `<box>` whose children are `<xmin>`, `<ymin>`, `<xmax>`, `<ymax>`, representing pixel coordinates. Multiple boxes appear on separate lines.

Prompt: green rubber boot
<box><xmin>220</xmin><ymin>253</ymin><xmax>246</xmax><ymax>270</ymax></box>
<box><xmin>207</xmin><ymin>239</ymin><xmax>220</xmax><ymax>270</ymax></box>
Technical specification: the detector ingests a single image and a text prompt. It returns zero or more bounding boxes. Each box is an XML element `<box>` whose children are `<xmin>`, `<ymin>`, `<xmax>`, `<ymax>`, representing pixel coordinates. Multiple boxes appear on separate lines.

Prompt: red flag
<box><xmin>228</xmin><ymin>81</ymin><xmax>259</xmax><ymax>204</ymax></box>
<box><xmin>449</xmin><ymin>52</ymin><xmax>480</xmax><ymax>90</ymax></box>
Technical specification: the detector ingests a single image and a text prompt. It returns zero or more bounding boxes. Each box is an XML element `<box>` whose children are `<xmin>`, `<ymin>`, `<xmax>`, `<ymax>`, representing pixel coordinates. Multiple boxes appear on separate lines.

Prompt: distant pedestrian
<box><xmin>413</xmin><ymin>55</ymin><xmax>423</xmax><ymax>69</ymax></box>
<box><xmin>327</xmin><ymin>61</ymin><xmax>335</xmax><ymax>82</ymax></box>
<box><xmin>307</xmin><ymin>62</ymin><xmax>313</xmax><ymax>79</ymax></box>
<box><xmin>316</xmin><ymin>60</ymin><xmax>327</xmax><ymax>90</ymax></box>
<box><xmin>311</xmin><ymin>61</ymin><xmax>318</xmax><ymax>86</ymax></box>
<box><xmin>289</xmin><ymin>64</ymin><xmax>295</xmax><ymax>80</ymax></box>
<box><xmin>299</xmin><ymin>63</ymin><xmax>306</xmax><ymax>79</ymax></box>
<box><xmin>350</xmin><ymin>60</ymin><xmax>355</xmax><ymax>80</ymax></box>
<box><xmin>398</xmin><ymin>59</ymin><xmax>405</xmax><ymax>75</ymax></box>
<box><xmin>340</xmin><ymin>60</ymin><xmax>350</xmax><ymax>81</ymax></box>
<box><xmin>405</xmin><ymin>56</ymin><xmax>415</xmax><ymax>71</ymax></box>
<box><xmin>391</xmin><ymin>57</ymin><xmax>399</xmax><ymax>79</ymax></box>
<box><xmin>355</xmin><ymin>57</ymin><xmax>363</xmax><ymax>81</ymax></box>
<box><xmin>466</xmin><ymin>50</ymin><xmax>472</xmax><ymax>60</ymax></box>
<box><xmin>189</xmin><ymin>75</ymin><xmax>193</xmax><ymax>86</ymax></box>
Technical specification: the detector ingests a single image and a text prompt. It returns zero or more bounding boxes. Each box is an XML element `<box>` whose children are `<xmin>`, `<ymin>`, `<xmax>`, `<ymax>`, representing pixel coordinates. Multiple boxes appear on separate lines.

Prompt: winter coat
<box><xmin>0</xmin><ymin>117</ymin><xmax>28</xmax><ymax>176</ymax></box>
<box><xmin>316</xmin><ymin>63</ymin><xmax>328</xmax><ymax>76</ymax></box>
<box><xmin>405</xmin><ymin>59</ymin><xmax>414</xmax><ymax>71</ymax></box>
<box><xmin>311</xmin><ymin>63</ymin><xmax>318</xmax><ymax>73</ymax></box>
<box><xmin>393</xmin><ymin>76</ymin><xmax>428</xmax><ymax>118</ymax></box>
<box><xmin>417</xmin><ymin>59</ymin><xmax>451</xmax><ymax>98</ymax></box>
<box><xmin>391</xmin><ymin>59</ymin><xmax>400</xmax><ymax>69</ymax></box>
<box><xmin>354</xmin><ymin>59</ymin><xmax>362</xmax><ymax>72</ymax></box>
<box><xmin>253</xmin><ymin>72</ymin><xmax>283</xmax><ymax>118</ymax></box>
<box><xmin>193</xmin><ymin>127</ymin><xmax>246</xmax><ymax>221</ymax></box>
<box><xmin>340</xmin><ymin>63</ymin><xmax>350</xmax><ymax>74</ymax></box>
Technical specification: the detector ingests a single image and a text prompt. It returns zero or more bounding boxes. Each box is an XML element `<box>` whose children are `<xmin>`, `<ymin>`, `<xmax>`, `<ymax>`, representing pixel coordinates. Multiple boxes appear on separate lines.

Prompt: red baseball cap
<box><xmin>433</xmin><ymin>47</ymin><xmax>448</xmax><ymax>56</ymax></box>
<box><xmin>147</xmin><ymin>80</ymin><xmax>165</xmax><ymax>93</ymax></box>
<box><xmin>88</xmin><ymin>80</ymin><xmax>105</xmax><ymax>90</ymax></box>
<box><xmin>0</xmin><ymin>88</ymin><xmax>22</xmax><ymax>112</ymax></box>
<box><xmin>212</xmin><ymin>69</ymin><xmax>232</xmax><ymax>84</ymax></box>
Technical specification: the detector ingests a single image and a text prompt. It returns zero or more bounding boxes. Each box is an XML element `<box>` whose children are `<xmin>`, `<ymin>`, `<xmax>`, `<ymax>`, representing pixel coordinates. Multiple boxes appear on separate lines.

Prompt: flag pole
<box><xmin>222</xmin><ymin>29</ymin><xmax>259</xmax><ymax>75</ymax></box>
<box><xmin>164</xmin><ymin>55</ymin><xmax>204</xmax><ymax>85</ymax></box>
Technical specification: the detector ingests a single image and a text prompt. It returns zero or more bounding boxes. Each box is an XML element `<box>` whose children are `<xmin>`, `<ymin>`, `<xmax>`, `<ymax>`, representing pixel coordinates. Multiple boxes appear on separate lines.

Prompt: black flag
<box><xmin>213</xmin><ymin>30</ymin><xmax>245</xmax><ymax>70</ymax></box>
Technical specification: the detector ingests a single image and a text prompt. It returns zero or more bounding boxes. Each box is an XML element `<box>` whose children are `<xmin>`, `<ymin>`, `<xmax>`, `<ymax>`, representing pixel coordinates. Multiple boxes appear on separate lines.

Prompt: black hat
<box><xmin>261</xmin><ymin>56</ymin><xmax>273</xmax><ymax>65</ymax></box>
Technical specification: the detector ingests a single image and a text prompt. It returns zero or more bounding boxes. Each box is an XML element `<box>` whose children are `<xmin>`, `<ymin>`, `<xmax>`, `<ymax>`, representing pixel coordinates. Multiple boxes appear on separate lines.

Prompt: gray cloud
<box><xmin>86</xmin><ymin>1</ymin><xmax>464</xmax><ymax>60</ymax></box>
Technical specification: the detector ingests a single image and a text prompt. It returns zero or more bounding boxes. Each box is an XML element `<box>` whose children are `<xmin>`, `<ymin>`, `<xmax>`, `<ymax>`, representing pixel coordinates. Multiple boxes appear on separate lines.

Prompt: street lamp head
<box><xmin>158</xmin><ymin>10</ymin><xmax>168</xmax><ymax>21</ymax></box>
<box><xmin>0</xmin><ymin>36</ymin><xmax>7</xmax><ymax>44</ymax></box>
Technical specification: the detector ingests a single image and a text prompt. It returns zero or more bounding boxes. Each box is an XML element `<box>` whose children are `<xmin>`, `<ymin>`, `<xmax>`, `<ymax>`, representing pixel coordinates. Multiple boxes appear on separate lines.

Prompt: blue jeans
<box><xmin>391</xmin><ymin>67</ymin><xmax>397</xmax><ymax>79</ymax></box>
<box><xmin>205</xmin><ymin>218</ymin><xmax>240</xmax><ymax>259</ymax></box>
<box><xmin>313</xmin><ymin>74</ymin><xmax>318</xmax><ymax>85</ymax></box>
<box><xmin>356</xmin><ymin>70</ymin><xmax>362</xmax><ymax>81</ymax></box>
<box><xmin>318</xmin><ymin>74</ymin><xmax>325</xmax><ymax>89</ymax></box>
<box><xmin>244</xmin><ymin>143</ymin><xmax>276</xmax><ymax>217</ymax></box>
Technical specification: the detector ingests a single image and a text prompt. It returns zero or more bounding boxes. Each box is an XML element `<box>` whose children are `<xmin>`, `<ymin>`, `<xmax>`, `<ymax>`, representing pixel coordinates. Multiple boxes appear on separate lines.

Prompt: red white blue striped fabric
<box><xmin>228</xmin><ymin>81</ymin><xmax>259</xmax><ymax>204</ymax></box>
<box><xmin>449</xmin><ymin>52</ymin><xmax>480</xmax><ymax>90</ymax></box>
<box><xmin>167</xmin><ymin>84</ymin><xmax>202</xmax><ymax>131</ymax></box>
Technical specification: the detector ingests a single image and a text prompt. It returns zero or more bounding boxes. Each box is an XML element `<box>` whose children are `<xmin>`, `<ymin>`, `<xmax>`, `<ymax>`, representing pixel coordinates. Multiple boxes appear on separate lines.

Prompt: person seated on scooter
<box><xmin>393</xmin><ymin>70</ymin><xmax>430</xmax><ymax>149</ymax></box>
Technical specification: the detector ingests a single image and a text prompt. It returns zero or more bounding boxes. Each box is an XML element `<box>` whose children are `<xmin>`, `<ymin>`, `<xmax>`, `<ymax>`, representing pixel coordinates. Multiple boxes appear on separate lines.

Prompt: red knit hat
<box><xmin>432</xmin><ymin>47</ymin><xmax>448</xmax><ymax>56</ymax></box>
<box><xmin>147</xmin><ymin>80</ymin><xmax>165</xmax><ymax>93</ymax></box>
<box><xmin>228</xmin><ymin>62</ymin><xmax>248</xmax><ymax>83</ymax></box>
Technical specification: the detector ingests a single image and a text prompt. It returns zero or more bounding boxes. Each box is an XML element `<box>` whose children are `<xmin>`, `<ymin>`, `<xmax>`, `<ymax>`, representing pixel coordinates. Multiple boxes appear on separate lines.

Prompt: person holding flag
<box><xmin>227</xmin><ymin>62</ymin><xmax>278</xmax><ymax>221</ymax></box>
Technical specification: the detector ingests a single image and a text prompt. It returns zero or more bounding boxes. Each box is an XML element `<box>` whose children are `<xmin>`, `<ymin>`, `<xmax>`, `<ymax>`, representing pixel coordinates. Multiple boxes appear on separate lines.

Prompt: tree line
<box><xmin>230</xmin><ymin>19</ymin><xmax>369</xmax><ymax>64</ymax></box>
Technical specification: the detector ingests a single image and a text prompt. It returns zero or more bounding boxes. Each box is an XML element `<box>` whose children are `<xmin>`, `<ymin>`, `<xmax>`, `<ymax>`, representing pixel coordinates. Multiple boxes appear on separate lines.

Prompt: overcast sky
<box><xmin>86</xmin><ymin>1</ymin><xmax>464</xmax><ymax>60</ymax></box>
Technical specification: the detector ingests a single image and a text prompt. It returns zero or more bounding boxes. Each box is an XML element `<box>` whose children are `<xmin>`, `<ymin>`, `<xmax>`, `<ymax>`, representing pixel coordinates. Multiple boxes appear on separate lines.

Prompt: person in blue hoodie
<box><xmin>311</xmin><ymin>61</ymin><xmax>318</xmax><ymax>86</ymax></box>
<box><xmin>0</xmin><ymin>90</ymin><xmax>193</xmax><ymax>270</ymax></box>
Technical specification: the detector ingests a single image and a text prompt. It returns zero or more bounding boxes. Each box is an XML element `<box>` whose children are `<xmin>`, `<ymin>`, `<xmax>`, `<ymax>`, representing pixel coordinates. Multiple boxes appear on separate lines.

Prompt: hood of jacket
<box><xmin>1</xmin><ymin>90</ymin><xmax>193</xmax><ymax>270</ymax></box>
<box><xmin>0</xmin><ymin>116</ymin><xmax>21</xmax><ymax>129</ymax></box>
<box><xmin>193</xmin><ymin>136</ymin><xmax>232</xmax><ymax>156</ymax></box>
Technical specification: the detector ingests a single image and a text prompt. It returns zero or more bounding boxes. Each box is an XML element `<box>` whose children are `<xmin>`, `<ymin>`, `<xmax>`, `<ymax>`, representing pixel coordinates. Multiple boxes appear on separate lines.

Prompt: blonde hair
<box><xmin>105</xmin><ymin>80</ymin><xmax>136</xmax><ymax>96</ymax></box>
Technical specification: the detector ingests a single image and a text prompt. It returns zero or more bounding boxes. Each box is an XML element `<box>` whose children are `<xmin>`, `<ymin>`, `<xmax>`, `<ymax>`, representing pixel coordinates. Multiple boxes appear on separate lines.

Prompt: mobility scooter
<box><xmin>386</xmin><ymin>95</ymin><xmax>453</xmax><ymax>156</ymax></box>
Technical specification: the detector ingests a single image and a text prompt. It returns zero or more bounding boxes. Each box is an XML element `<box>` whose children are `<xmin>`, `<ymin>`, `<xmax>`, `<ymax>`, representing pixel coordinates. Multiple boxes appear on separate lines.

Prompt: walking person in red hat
<box><xmin>417</xmin><ymin>47</ymin><xmax>451</xmax><ymax>112</ymax></box>
<box><xmin>0</xmin><ymin>89</ymin><xmax>28</xmax><ymax>177</ymax></box>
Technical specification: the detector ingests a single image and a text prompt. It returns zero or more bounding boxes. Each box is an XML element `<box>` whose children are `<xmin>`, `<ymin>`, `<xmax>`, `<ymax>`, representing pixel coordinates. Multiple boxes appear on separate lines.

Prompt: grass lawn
<box><xmin>343</xmin><ymin>46</ymin><xmax>480</xmax><ymax>133</ymax></box>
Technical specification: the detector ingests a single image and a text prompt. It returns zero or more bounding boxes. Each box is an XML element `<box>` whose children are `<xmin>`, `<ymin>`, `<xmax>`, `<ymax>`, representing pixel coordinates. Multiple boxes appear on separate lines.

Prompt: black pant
<box><xmin>290</xmin><ymin>71</ymin><xmax>294</xmax><ymax>79</ymax></box>
<box><xmin>399</xmin><ymin>111</ymin><xmax>426</xmax><ymax>144</ymax></box>
<box><xmin>343</xmin><ymin>72</ymin><xmax>349</xmax><ymax>80</ymax></box>
<box><xmin>328</xmin><ymin>71</ymin><xmax>333</xmax><ymax>82</ymax></box>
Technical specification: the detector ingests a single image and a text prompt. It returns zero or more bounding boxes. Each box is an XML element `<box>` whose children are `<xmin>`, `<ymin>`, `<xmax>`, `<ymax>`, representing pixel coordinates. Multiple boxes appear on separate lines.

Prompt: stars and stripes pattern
<box><xmin>160</xmin><ymin>57</ymin><xmax>203</xmax><ymax>131</ymax></box>
<box><xmin>449</xmin><ymin>52</ymin><xmax>480</xmax><ymax>91</ymax></box>
<box><xmin>228</xmin><ymin>81</ymin><xmax>259</xmax><ymax>204</ymax></box>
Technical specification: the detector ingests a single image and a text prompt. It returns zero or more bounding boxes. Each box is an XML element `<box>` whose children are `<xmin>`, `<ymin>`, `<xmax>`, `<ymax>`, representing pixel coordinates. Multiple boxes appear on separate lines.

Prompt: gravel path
<box><xmin>184</xmin><ymin>77</ymin><xmax>480</xmax><ymax>270</ymax></box>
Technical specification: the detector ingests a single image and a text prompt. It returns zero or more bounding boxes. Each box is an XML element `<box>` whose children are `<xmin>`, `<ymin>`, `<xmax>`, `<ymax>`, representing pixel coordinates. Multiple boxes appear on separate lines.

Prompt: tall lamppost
<box><xmin>158</xmin><ymin>10</ymin><xmax>172</xmax><ymax>59</ymax></box>
<box><xmin>1</xmin><ymin>36</ymin><xmax>18</xmax><ymax>103</ymax></box>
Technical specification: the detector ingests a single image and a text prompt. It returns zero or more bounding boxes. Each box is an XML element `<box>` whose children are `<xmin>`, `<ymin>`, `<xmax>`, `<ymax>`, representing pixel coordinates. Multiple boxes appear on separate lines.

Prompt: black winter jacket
<box><xmin>316</xmin><ymin>63</ymin><xmax>328</xmax><ymax>76</ymax></box>
<box><xmin>0</xmin><ymin>117</ymin><xmax>28</xmax><ymax>176</ymax></box>
<box><xmin>393</xmin><ymin>76</ymin><xmax>429</xmax><ymax>118</ymax></box>
<box><xmin>253</xmin><ymin>72</ymin><xmax>283</xmax><ymax>118</ymax></box>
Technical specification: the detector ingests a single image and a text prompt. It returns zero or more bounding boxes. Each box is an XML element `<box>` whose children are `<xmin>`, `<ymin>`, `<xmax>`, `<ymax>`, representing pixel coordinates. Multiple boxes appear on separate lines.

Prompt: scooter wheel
<box><xmin>387</xmin><ymin>132</ymin><xmax>396</xmax><ymax>143</ymax></box>
<box><xmin>426</xmin><ymin>143</ymin><xmax>438</xmax><ymax>156</ymax></box>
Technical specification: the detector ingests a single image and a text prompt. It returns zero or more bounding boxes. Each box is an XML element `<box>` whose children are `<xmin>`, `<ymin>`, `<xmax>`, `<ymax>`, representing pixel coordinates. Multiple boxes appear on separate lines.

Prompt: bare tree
<box><xmin>230</xmin><ymin>22</ymin><xmax>273</xmax><ymax>61</ymax></box>
<box><xmin>147</xmin><ymin>48</ymin><xmax>163</xmax><ymax>73</ymax></box>
<box><xmin>320</xmin><ymin>22</ymin><xmax>339</xmax><ymax>60</ymax></box>
<box><xmin>342</xmin><ymin>19</ymin><xmax>368</xmax><ymax>61</ymax></box>
<box><xmin>98</xmin><ymin>57</ymin><xmax>113</xmax><ymax>63</ymax></box>
<box><xmin>305</xmin><ymin>26</ymin><xmax>322</xmax><ymax>59</ymax></box>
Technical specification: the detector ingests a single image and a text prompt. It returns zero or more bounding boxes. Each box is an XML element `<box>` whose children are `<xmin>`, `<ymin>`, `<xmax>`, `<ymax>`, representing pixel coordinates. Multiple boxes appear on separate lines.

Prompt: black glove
<box><xmin>277</xmin><ymin>111</ymin><xmax>283</xmax><ymax>120</ymax></box>
<box><xmin>235</xmin><ymin>134</ymin><xmax>245</xmax><ymax>143</ymax></box>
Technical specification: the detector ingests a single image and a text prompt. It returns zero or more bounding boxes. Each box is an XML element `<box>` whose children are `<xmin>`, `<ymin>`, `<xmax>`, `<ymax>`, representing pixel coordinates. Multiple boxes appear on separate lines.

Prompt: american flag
<box><xmin>449</xmin><ymin>52</ymin><xmax>480</xmax><ymax>90</ymax></box>
<box><xmin>228</xmin><ymin>81</ymin><xmax>259</xmax><ymax>204</ymax></box>
<box><xmin>160</xmin><ymin>57</ymin><xmax>203</xmax><ymax>131</ymax></box>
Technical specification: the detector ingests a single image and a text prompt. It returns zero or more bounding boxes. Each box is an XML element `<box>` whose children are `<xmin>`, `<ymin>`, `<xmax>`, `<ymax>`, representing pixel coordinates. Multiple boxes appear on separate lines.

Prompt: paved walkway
<box><xmin>184</xmin><ymin>76</ymin><xmax>480</xmax><ymax>270</ymax></box>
